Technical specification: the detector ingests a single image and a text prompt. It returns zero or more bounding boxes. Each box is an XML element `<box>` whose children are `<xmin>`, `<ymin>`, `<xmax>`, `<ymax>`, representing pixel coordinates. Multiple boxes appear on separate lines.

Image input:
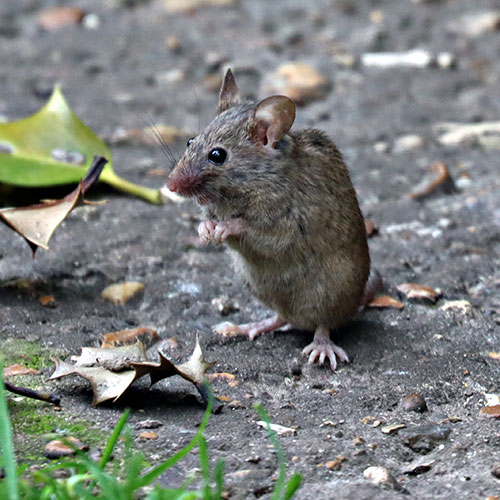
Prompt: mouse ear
<box><xmin>251</xmin><ymin>96</ymin><xmax>296</xmax><ymax>148</ymax></box>
<box><xmin>217</xmin><ymin>69</ymin><xmax>241</xmax><ymax>114</ymax></box>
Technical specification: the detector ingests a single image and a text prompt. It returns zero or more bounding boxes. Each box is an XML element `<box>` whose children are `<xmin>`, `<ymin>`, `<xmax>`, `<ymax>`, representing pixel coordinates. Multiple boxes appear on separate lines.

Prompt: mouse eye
<box><xmin>208</xmin><ymin>147</ymin><xmax>227</xmax><ymax>165</ymax></box>
<box><xmin>186</xmin><ymin>137</ymin><xmax>195</xmax><ymax>147</ymax></box>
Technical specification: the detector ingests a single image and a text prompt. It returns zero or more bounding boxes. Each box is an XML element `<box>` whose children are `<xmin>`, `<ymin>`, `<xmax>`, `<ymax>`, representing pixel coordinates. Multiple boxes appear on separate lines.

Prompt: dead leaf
<box><xmin>0</xmin><ymin>156</ymin><xmax>106</xmax><ymax>256</ymax></box>
<box><xmin>439</xmin><ymin>300</ymin><xmax>473</xmax><ymax>315</ymax></box>
<box><xmin>101</xmin><ymin>282</ymin><xmax>145</xmax><ymax>305</ymax></box>
<box><xmin>381</xmin><ymin>423</ymin><xmax>406</xmax><ymax>434</ymax></box>
<box><xmin>139</xmin><ymin>431</ymin><xmax>158</xmax><ymax>440</ymax></box>
<box><xmin>39</xmin><ymin>295</ymin><xmax>57</xmax><ymax>308</ymax></box>
<box><xmin>409</xmin><ymin>162</ymin><xmax>458</xmax><ymax>200</ymax></box>
<box><xmin>208</xmin><ymin>372</ymin><xmax>237</xmax><ymax>383</ymax></box>
<box><xmin>44</xmin><ymin>437</ymin><xmax>87</xmax><ymax>459</ymax></box>
<box><xmin>50</xmin><ymin>337</ymin><xmax>215</xmax><ymax>406</ymax></box>
<box><xmin>256</xmin><ymin>421</ymin><xmax>296</xmax><ymax>436</ymax></box>
<box><xmin>397</xmin><ymin>283</ymin><xmax>438</xmax><ymax>303</ymax></box>
<box><xmin>37</xmin><ymin>7</ymin><xmax>85</xmax><ymax>30</ymax></box>
<box><xmin>479</xmin><ymin>405</ymin><xmax>500</xmax><ymax>418</ymax></box>
<box><xmin>101</xmin><ymin>327</ymin><xmax>160</xmax><ymax>348</ymax></box>
<box><xmin>489</xmin><ymin>352</ymin><xmax>500</xmax><ymax>360</ymax></box>
<box><xmin>367</xmin><ymin>296</ymin><xmax>404</xmax><ymax>309</ymax></box>
<box><xmin>4</xmin><ymin>364</ymin><xmax>40</xmax><ymax>376</ymax></box>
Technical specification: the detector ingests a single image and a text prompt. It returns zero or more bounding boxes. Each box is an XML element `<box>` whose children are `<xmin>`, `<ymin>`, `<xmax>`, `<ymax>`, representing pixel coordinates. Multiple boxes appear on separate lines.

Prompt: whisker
<box><xmin>144</xmin><ymin>113</ymin><xmax>178</xmax><ymax>167</ymax></box>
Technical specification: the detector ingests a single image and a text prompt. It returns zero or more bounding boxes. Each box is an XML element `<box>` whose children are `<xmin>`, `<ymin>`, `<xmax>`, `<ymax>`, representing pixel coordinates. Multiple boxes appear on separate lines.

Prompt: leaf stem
<box><xmin>100</xmin><ymin>170</ymin><xmax>164</xmax><ymax>205</ymax></box>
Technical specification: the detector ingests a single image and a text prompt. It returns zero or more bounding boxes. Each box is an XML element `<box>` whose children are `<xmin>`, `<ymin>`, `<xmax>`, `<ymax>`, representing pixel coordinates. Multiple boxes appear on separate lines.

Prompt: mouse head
<box><xmin>167</xmin><ymin>69</ymin><xmax>296</xmax><ymax>204</ymax></box>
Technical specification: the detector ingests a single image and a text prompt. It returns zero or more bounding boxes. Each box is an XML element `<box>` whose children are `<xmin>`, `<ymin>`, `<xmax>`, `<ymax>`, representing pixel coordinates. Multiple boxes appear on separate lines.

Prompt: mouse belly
<box><xmin>235</xmin><ymin>251</ymin><xmax>368</xmax><ymax>331</ymax></box>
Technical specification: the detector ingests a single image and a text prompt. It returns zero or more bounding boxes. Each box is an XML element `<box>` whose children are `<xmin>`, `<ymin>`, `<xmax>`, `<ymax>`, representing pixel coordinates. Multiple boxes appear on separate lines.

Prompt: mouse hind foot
<box><xmin>302</xmin><ymin>325</ymin><xmax>349</xmax><ymax>371</ymax></box>
<box><xmin>213</xmin><ymin>314</ymin><xmax>287</xmax><ymax>340</ymax></box>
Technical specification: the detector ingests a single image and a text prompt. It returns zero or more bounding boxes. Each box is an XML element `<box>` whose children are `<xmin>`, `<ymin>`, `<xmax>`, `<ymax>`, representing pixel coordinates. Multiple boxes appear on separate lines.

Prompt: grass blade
<box><xmin>99</xmin><ymin>409</ymin><xmax>130</xmax><ymax>469</ymax></box>
<box><xmin>0</xmin><ymin>364</ymin><xmax>19</xmax><ymax>500</ymax></box>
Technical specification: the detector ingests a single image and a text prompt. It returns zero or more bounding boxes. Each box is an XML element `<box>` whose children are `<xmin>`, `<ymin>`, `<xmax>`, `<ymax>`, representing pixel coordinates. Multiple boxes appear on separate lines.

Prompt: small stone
<box><xmin>434</xmin><ymin>121</ymin><xmax>500</xmax><ymax>149</ymax></box>
<box><xmin>162</xmin><ymin>0</ymin><xmax>234</xmax><ymax>13</ymax></box>
<box><xmin>491</xmin><ymin>463</ymin><xmax>500</xmax><ymax>479</ymax></box>
<box><xmin>44</xmin><ymin>437</ymin><xmax>87</xmax><ymax>459</ymax></box>
<box><xmin>134</xmin><ymin>420</ymin><xmax>163</xmax><ymax>430</ymax></box>
<box><xmin>363</xmin><ymin>466</ymin><xmax>399</xmax><ymax>489</ymax></box>
<box><xmin>82</xmin><ymin>13</ymin><xmax>100</xmax><ymax>30</ymax></box>
<box><xmin>447</xmin><ymin>11</ymin><xmax>500</xmax><ymax>38</ymax></box>
<box><xmin>352</xmin><ymin>436</ymin><xmax>365</xmax><ymax>446</ymax></box>
<box><xmin>401</xmin><ymin>393</ymin><xmax>428</xmax><ymax>413</ymax></box>
<box><xmin>325</xmin><ymin>459</ymin><xmax>342</xmax><ymax>471</ymax></box>
<box><xmin>101</xmin><ymin>282</ymin><xmax>145</xmax><ymax>306</ymax></box>
<box><xmin>37</xmin><ymin>7</ymin><xmax>85</xmax><ymax>30</ymax></box>
<box><xmin>400</xmin><ymin>424</ymin><xmax>451</xmax><ymax>452</ymax></box>
<box><xmin>361</xmin><ymin>49</ymin><xmax>433</xmax><ymax>68</ymax></box>
<box><xmin>262</xmin><ymin>63</ymin><xmax>330</xmax><ymax>105</ymax></box>
<box><xmin>211</xmin><ymin>296</ymin><xmax>240</xmax><ymax>316</ymax></box>
<box><xmin>437</xmin><ymin>52</ymin><xmax>456</xmax><ymax>69</ymax></box>
<box><xmin>39</xmin><ymin>295</ymin><xmax>57</xmax><ymax>308</ymax></box>
<box><xmin>403</xmin><ymin>458</ymin><xmax>434</xmax><ymax>475</ymax></box>
<box><xmin>393</xmin><ymin>134</ymin><xmax>423</xmax><ymax>153</ymax></box>
<box><xmin>373</xmin><ymin>141</ymin><xmax>389</xmax><ymax>153</ymax></box>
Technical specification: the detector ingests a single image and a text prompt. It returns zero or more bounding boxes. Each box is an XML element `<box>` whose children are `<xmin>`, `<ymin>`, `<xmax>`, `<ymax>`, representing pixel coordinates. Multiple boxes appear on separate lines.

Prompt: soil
<box><xmin>1</xmin><ymin>0</ymin><xmax>499</xmax><ymax>499</ymax></box>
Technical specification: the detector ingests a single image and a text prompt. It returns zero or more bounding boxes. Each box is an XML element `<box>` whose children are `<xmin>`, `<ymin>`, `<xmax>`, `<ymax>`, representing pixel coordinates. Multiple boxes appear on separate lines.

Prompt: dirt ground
<box><xmin>1</xmin><ymin>0</ymin><xmax>499</xmax><ymax>498</ymax></box>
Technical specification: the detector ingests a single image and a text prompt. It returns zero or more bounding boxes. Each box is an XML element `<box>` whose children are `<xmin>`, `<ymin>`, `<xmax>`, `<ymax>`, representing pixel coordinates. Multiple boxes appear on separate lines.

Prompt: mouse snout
<box><xmin>167</xmin><ymin>169</ymin><xmax>202</xmax><ymax>195</ymax></box>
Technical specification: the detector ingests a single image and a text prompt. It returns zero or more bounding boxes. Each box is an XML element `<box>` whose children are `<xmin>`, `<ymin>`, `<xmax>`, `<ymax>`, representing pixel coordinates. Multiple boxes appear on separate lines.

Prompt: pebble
<box><xmin>401</xmin><ymin>393</ymin><xmax>428</xmax><ymax>413</ymax></box>
<box><xmin>447</xmin><ymin>11</ymin><xmax>500</xmax><ymax>38</ymax></box>
<box><xmin>491</xmin><ymin>463</ymin><xmax>500</xmax><ymax>479</ymax></box>
<box><xmin>362</xmin><ymin>49</ymin><xmax>433</xmax><ymax>68</ymax></box>
<box><xmin>162</xmin><ymin>0</ymin><xmax>235</xmax><ymax>13</ymax></box>
<box><xmin>101</xmin><ymin>282</ymin><xmax>145</xmax><ymax>305</ymax></box>
<box><xmin>400</xmin><ymin>424</ymin><xmax>451</xmax><ymax>452</ymax></box>
<box><xmin>262</xmin><ymin>63</ymin><xmax>330</xmax><ymax>105</ymax></box>
<box><xmin>363</xmin><ymin>466</ymin><xmax>400</xmax><ymax>489</ymax></box>
<box><xmin>393</xmin><ymin>134</ymin><xmax>423</xmax><ymax>153</ymax></box>
<box><xmin>211</xmin><ymin>296</ymin><xmax>240</xmax><ymax>316</ymax></box>
<box><xmin>36</xmin><ymin>7</ymin><xmax>85</xmax><ymax>30</ymax></box>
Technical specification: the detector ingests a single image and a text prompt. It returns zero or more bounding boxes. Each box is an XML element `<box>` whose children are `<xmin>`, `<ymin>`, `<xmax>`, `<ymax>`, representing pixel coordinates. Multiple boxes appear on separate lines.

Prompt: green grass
<box><xmin>0</xmin><ymin>365</ymin><xmax>301</xmax><ymax>500</ymax></box>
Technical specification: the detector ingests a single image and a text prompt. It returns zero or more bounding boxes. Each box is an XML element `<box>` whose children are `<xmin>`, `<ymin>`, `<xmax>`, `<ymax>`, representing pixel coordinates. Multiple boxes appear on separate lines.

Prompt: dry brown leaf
<box><xmin>367</xmin><ymin>296</ymin><xmax>404</xmax><ymax>309</ymax></box>
<box><xmin>397</xmin><ymin>283</ymin><xmax>438</xmax><ymax>303</ymax></box>
<box><xmin>37</xmin><ymin>7</ymin><xmax>85</xmax><ymax>30</ymax></box>
<box><xmin>101</xmin><ymin>282</ymin><xmax>145</xmax><ymax>305</ymax></box>
<box><xmin>139</xmin><ymin>431</ymin><xmax>159</xmax><ymax>440</ymax></box>
<box><xmin>381</xmin><ymin>423</ymin><xmax>406</xmax><ymax>434</ymax></box>
<box><xmin>101</xmin><ymin>327</ymin><xmax>160</xmax><ymax>348</ymax></box>
<box><xmin>0</xmin><ymin>157</ymin><xmax>106</xmax><ymax>255</ymax></box>
<box><xmin>208</xmin><ymin>372</ymin><xmax>237</xmax><ymax>382</ymax></box>
<box><xmin>4</xmin><ymin>364</ymin><xmax>40</xmax><ymax>376</ymax></box>
<box><xmin>409</xmin><ymin>161</ymin><xmax>458</xmax><ymax>200</ymax></box>
<box><xmin>50</xmin><ymin>337</ymin><xmax>215</xmax><ymax>406</ymax></box>
<box><xmin>479</xmin><ymin>405</ymin><xmax>500</xmax><ymax>418</ymax></box>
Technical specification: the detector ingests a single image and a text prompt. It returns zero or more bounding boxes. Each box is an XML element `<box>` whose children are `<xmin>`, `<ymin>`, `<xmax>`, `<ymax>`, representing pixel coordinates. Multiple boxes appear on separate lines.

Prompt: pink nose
<box><xmin>167</xmin><ymin>172</ymin><xmax>201</xmax><ymax>194</ymax></box>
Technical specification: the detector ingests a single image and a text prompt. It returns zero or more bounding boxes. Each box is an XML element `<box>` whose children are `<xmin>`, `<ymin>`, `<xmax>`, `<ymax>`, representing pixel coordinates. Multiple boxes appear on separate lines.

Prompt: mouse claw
<box><xmin>198</xmin><ymin>220</ymin><xmax>217</xmax><ymax>244</ymax></box>
<box><xmin>302</xmin><ymin>326</ymin><xmax>349</xmax><ymax>371</ymax></box>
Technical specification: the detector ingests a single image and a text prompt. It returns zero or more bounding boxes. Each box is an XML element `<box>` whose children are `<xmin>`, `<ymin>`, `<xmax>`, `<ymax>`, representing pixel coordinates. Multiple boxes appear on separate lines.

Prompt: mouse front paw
<box><xmin>198</xmin><ymin>220</ymin><xmax>217</xmax><ymax>244</ymax></box>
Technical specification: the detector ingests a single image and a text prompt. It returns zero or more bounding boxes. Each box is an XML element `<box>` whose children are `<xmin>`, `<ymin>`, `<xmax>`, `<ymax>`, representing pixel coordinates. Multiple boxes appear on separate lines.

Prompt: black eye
<box><xmin>208</xmin><ymin>147</ymin><xmax>227</xmax><ymax>165</ymax></box>
<box><xmin>186</xmin><ymin>137</ymin><xmax>195</xmax><ymax>147</ymax></box>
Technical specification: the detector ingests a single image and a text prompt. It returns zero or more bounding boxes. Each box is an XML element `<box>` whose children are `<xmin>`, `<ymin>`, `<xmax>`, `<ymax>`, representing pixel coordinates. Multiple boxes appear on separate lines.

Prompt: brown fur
<box><xmin>168</xmin><ymin>94</ymin><xmax>370</xmax><ymax>332</ymax></box>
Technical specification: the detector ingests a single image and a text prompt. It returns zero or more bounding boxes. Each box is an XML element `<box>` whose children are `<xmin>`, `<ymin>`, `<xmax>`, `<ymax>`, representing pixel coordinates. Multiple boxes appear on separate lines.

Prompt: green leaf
<box><xmin>0</xmin><ymin>87</ymin><xmax>163</xmax><ymax>204</ymax></box>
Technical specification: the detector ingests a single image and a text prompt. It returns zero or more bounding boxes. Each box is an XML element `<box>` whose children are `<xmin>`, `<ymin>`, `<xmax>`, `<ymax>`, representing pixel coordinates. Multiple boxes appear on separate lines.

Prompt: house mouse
<box><xmin>167</xmin><ymin>69</ymin><xmax>376</xmax><ymax>370</ymax></box>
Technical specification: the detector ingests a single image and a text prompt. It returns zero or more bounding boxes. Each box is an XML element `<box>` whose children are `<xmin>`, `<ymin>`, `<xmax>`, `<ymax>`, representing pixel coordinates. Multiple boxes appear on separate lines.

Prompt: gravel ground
<box><xmin>1</xmin><ymin>0</ymin><xmax>499</xmax><ymax>498</ymax></box>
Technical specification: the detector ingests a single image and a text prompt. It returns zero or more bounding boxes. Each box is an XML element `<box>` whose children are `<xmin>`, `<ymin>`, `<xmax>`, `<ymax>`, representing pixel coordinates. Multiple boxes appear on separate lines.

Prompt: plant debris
<box><xmin>50</xmin><ymin>337</ymin><xmax>215</xmax><ymax>406</ymax></box>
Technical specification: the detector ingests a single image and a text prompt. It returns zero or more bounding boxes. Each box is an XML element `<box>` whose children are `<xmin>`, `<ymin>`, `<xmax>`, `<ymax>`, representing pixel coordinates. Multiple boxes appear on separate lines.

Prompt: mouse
<box><xmin>167</xmin><ymin>69</ymin><xmax>375</xmax><ymax>371</ymax></box>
